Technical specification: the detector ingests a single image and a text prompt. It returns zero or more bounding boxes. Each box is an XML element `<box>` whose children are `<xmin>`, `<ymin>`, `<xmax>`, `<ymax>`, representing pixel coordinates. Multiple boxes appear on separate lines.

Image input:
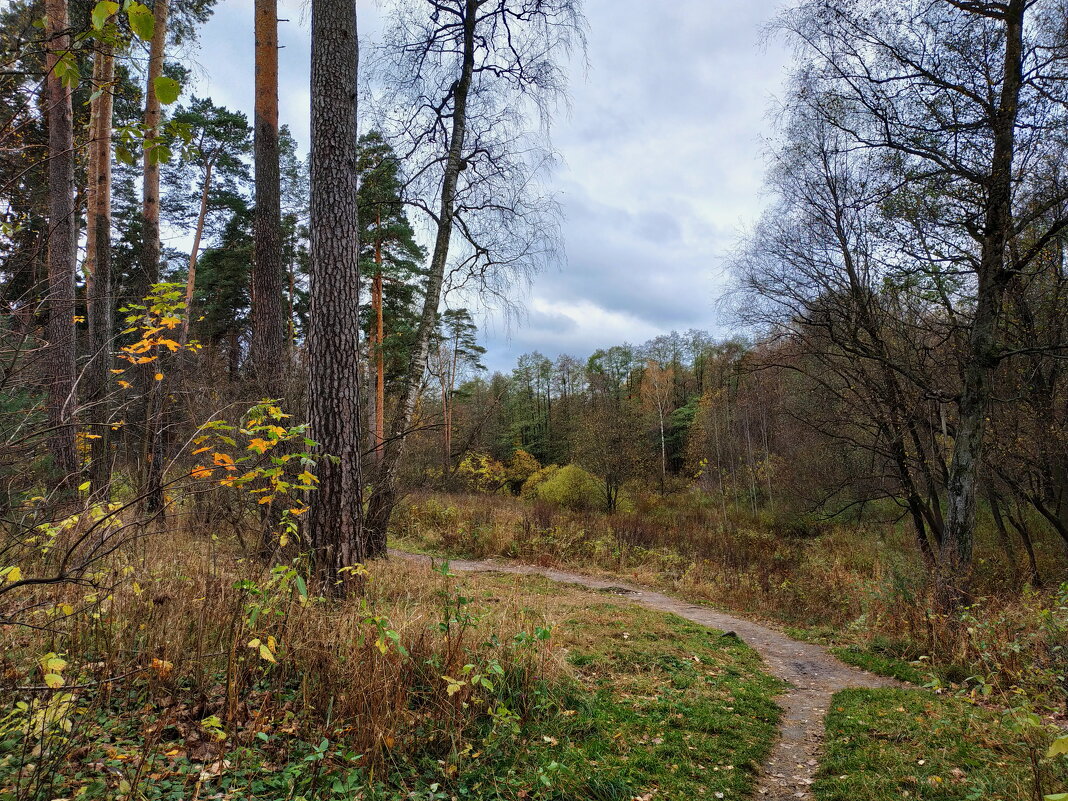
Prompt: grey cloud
<box><xmin>191</xmin><ymin>0</ymin><xmax>791</xmax><ymax>374</ymax></box>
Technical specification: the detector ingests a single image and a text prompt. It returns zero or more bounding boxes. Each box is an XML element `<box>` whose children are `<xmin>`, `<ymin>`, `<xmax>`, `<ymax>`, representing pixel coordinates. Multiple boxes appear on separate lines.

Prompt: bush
<box><xmin>534</xmin><ymin>464</ymin><xmax>604</xmax><ymax>511</ymax></box>
<box><xmin>504</xmin><ymin>449</ymin><xmax>541</xmax><ymax>495</ymax></box>
<box><xmin>520</xmin><ymin>464</ymin><xmax>559</xmax><ymax>499</ymax></box>
<box><xmin>455</xmin><ymin>452</ymin><xmax>507</xmax><ymax>494</ymax></box>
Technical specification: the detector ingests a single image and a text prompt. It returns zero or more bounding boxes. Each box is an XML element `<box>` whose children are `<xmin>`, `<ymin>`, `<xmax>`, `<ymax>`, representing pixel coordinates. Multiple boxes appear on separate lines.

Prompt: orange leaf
<box><xmin>247</xmin><ymin>438</ymin><xmax>272</xmax><ymax>454</ymax></box>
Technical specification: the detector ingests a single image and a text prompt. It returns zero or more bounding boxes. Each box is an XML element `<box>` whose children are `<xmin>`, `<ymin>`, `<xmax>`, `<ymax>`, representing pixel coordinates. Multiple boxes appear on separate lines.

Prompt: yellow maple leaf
<box><xmin>248</xmin><ymin>438</ymin><xmax>272</xmax><ymax>454</ymax></box>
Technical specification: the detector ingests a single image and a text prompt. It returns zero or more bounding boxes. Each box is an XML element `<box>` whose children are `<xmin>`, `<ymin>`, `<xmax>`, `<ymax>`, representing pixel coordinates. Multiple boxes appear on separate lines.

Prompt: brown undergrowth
<box><xmin>0</xmin><ymin>525</ymin><xmax>562</xmax><ymax>799</ymax></box>
<box><xmin>394</xmin><ymin>490</ymin><xmax>1068</xmax><ymax>714</ymax></box>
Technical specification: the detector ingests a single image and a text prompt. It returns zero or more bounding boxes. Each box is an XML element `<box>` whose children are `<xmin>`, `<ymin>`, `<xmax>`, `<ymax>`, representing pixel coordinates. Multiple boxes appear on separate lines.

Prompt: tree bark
<box><xmin>936</xmin><ymin>0</ymin><xmax>1026</xmax><ymax>610</ymax></box>
<box><xmin>365</xmin><ymin>0</ymin><xmax>479</xmax><ymax>551</ymax></box>
<box><xmin>252</xmin><ymin>0</ymin><xmax>287</xmax><ymax>386</ymax></box>
<box><xmin>179</xmin><ymin>159</ymin><xmax>213</xmax><ymax>346</ymax></box>
<box><xmin>140</xmin><ymin>0</ymin><xmax>169</xmax><ymax>514</ymax></box>
<box><xmin>372</xmin><ymin>252</ymin><xmax>384</xmax><ymax>463</ymax></box>
<box><xmin>307</xmin><ymin>0</ymin><xmax>366</xmax><ymax>582</ymax></box>
<box><xmin>86</xmin><ymin>39</ymin><xmax>115</xmax><ymax>495</ymax></box>
<box><xmin>44</xmin><ymin>0</ymin><xmax>78</xmax><ymax>490</ymax></box>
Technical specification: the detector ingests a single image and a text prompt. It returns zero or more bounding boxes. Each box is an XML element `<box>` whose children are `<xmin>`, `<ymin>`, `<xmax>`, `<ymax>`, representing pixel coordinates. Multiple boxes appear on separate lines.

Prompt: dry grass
<box><xmin>0</xmin><ymin>524</ymin><xmax>566</xmax><ymax>799</ymax></box>
<box><xmin>394</xmin><ymin>491</ymin><xmax>1068</xmax><ymax>711</ymax></box>
<box><xmin>0</xmin><ymin>518</ymin><xmax>792</xmax><ymax>800</ymax></box>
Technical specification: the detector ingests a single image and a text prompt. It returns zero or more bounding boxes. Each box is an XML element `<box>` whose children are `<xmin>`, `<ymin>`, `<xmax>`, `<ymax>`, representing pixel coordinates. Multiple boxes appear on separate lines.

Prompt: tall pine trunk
<box><xmin>307</xmin><ymin>0</ymin><xmax>366</xmax><ymax>582</ymax></box>
<box><xmin>86</xmin><ymin>39</ymin><xmax>115</xmax><ymax>495</ymax></box>
<box><xmin>44</xmin><ymin>0</ymin><xmax>78</xmax><ymax>490</ymax></box>
<box><xmin>252</xmin><ymin>0</ymin><xmax>286</xmax><ymax>385</ymax></box>
<box><xmin>365</xmin><ymin>0</ymin><xmax>478</xmax><ymax>552</ymax></box>
<box><xmin>140</xmin><ymin>0</ymin><xmax>169</xmax><ymax>513</ymax></box>
<box><xmin>373</xmin><ymin>227</ymin><xmax>384</xmax><ymax>463</ymax></box>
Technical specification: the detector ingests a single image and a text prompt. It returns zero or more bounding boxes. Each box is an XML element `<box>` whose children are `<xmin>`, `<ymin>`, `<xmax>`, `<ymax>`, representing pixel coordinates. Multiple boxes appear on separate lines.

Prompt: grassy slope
<box><xmin>816</xmin><ymin>688</ymin><xmax>1068</xmax><ymax>801</ymax></box>
<box><xmin>0</xmin><ymin>571</ymin><xmax>783</xmax><ymax>801</ymax></box>
<box><xmin>546</xmin><ymin>589</ymin><xmax>784</xmax><ymax>799</ymax></box>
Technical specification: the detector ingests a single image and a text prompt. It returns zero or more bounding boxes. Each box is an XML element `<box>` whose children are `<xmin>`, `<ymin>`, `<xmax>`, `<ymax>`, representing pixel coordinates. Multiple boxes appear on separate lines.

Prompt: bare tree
<box><xmin>734</xmin><ymin>102</ymin><xmax>952</xmax><ymax>566</ymax></box>
<box><xmin>364</xmin><ymin>0</ymin><xmax>584</xmax><ymax>551</ymax></box>
<box><xmin>767</xmin><ymin>0</ymin><xmax>1068</xmax><ymax>605</ymax></box>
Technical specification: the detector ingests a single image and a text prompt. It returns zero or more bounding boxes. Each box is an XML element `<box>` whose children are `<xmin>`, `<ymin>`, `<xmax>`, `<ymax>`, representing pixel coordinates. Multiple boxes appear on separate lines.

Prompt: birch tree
<box><xmin>365</xmin><ymin>0</ymin><xmax>584</xmax><ymax>552</ymax></box>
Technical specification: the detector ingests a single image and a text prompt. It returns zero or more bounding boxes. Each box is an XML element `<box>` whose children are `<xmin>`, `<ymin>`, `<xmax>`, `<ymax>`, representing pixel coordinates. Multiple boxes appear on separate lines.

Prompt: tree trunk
<box><xmin>936</xmin><ymin>0</ymin><xmax>1025</xmax><ymax>610</ymax></box>
<box><xmin>365</xmin><ymin>0</ymin><xmax>478</xmax><ymax>551</ymax></box>
<box><xmin>372</xmin><ymin>256</ymin><xmax>384</xmax><ymax>463</ymax></box>
<box><xmin>140</xmin><ymin>0</ymin><xmax>169</xmax><ymax>514</ymax></box>
<box><xmin>179</xmin><ymin>159</ymin><xmax>212</xmax><ymax>346</ymax></box>
<box><xmin>986</xmin><ymin>489</ymin><xmax>1019</xmax><ymax>584</ymax></box>
<box><xmin>44</xmin><ymin>0</ymin><xmax>78</xmax><ymax>490</ymax></box>
<box><xmin>251</xmin><ymin>0</ymin><xmax>287</xmax><ymax>386</ymax></box>
<box><xmin>86</xmin><ymin>40</ymin><xmax>115</xmax><ymax>495</ymax></box>
<box><xmin>307</xmin><ymin>0</ymin><xmax>367</xmax><ymax>583</ymax></box>
<box><xmin>1006</xmin><ymin>502</ymin><xmax>1042</xmax><ymax>588</ymax></box>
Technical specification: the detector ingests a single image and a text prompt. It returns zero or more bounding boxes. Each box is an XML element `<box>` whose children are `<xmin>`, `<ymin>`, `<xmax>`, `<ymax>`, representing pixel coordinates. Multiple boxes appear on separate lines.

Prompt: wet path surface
<box><xmin>392</xmin><ymin>550</ymin><xmax>898</xmax><ymax>799</ymax></box>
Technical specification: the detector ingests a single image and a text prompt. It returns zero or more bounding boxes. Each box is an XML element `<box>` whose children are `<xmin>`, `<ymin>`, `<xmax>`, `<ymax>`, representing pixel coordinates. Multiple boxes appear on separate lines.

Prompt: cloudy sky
<box><xmin>187</xmin><ymin>1</ymin><xmax>792</xmax><ymax>371</ymax></box>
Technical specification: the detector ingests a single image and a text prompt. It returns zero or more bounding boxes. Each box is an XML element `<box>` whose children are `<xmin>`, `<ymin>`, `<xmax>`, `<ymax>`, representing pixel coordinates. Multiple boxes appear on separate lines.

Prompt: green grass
<box><xmin>0</xmin><ymin>574</ymin><xmax>784</xmax><ymax>801</ymax></box>
<box><xmin>546</xmin><ymin>603</ymin><xmax>785</xmax><ymax>800</ymax></box>
<box><xmin>815</xmin><ymin>688</ymin><xmax>1068</xmax><ymax>801</ymax></box>
<box><xmin>831</xmin><ymin>646</ymin><xmax>926</xmax><ymax>684</ymax></box>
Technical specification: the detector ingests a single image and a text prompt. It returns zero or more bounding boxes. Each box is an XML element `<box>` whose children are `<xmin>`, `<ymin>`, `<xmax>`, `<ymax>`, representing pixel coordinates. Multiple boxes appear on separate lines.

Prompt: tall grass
<box><xmin>394</xmin><ymin>490</ymin><xmax>1068</xmax><ymax>711</ymax></box>
<box><xmin>0</xmin><ymin>525</ymin><xmax>560</xmax><ymax>799</ymax></box>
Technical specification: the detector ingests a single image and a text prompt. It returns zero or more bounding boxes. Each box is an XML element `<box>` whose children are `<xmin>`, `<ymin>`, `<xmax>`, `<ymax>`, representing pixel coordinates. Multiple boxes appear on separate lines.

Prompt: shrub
<box><xmin>504</xmin><ymin>449</ymin><xmax>541</xmax><ymax>495</ymax></box>
<box><xmin>520</xmin><ymin>464</ymin><xmax>559</xmax><ymax>499</ymax></box>
<box><xmin>534</xmin><ymin>464</ymin><xmax>604</xmax><ymax>511</ymax></box>
<box><xmin>455</xmin><ymin>452</ymin><xmax>507</xmax><ymax>494</ymax></box>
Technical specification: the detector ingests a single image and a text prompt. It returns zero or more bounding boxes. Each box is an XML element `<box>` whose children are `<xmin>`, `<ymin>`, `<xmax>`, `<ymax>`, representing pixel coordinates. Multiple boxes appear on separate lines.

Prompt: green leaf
<box><xmin>91</xmin><ymin>0</ymin><xmax>119</xmax><ymax>29</ymax></box>
<box><xmin>148</xmin><ymin>144</ymin><xmax>172</xmax><ymax>165</ymax></box>
<box><xmin>1049</xmin><ymin>736</ymin><xmax>1068</xmax><ymax>758</ymax></box>
<box><xmin>294</xmin><ymin>574</ymin><xmax>308</xmax><ymax>599</ymax></box>
<box><xmin>43</xmin><ymin>673</ymin><xmax>64</xmax><ymax>689</ymax></box>
<box><xmin>152</xmin><ymin>76</ymin><xmax>180</xmax><ymax>105</ymax></box>
<box><xmin>1044</xmin><ymin>795</ymin><xmax>1068</xmax><ymax>801</ymax></box>
<box><xmin>78</xmin><ymin>480</ymin><xmax>91</xmax><ymax>491</ymax></box>
<box><xmin>126</xmin><ymin>2</ymin><xmax>154</xmax><ymax>40</ymax></box>
<box><xmin>53</xmin><ymin>52</ymin><xmax>80</xmax><ymax>89</ymax></box>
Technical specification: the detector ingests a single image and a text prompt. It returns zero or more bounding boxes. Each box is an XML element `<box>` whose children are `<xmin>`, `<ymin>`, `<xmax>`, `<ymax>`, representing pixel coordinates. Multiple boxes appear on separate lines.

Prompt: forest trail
<box><xmin>392</xmin><ymin>550</ymin><xmax>899</xmax><ymax>800</ymax></box>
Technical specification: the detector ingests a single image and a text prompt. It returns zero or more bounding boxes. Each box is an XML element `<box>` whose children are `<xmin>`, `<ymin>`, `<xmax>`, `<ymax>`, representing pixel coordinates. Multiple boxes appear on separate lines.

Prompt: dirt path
<box><xmin>392</xmin><ymin>550</ymin><xmax>898</xmax><ymax>800</ymax></box>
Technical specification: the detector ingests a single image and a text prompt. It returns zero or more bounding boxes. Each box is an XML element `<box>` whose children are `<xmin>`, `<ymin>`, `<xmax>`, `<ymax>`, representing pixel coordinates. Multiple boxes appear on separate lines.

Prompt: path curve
<box><xmin>392</xmin><ymin>550</ymin><xmax>897</xmax><ymax>800</ymax></box>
